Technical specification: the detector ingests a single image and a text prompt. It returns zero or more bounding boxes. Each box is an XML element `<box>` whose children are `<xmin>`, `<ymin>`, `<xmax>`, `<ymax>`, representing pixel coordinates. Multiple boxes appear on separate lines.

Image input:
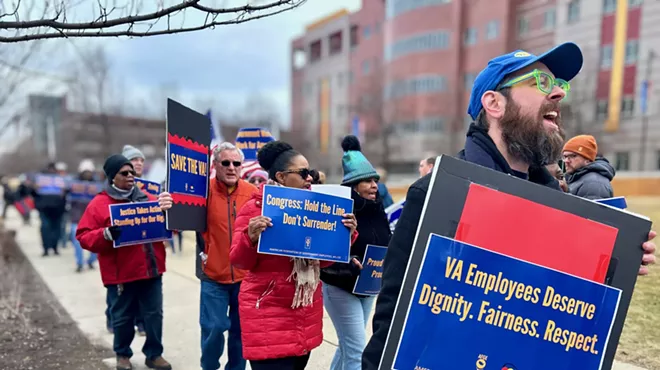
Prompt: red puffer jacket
<box><xmin>76</xmin><ymin>191</ymin><xmax>166</xmax><ymax>286</ymax></box>
<box><xmin>230</xmin><ymin>187</ymin><xmax>358</xmax><ymax>361</ymax></box>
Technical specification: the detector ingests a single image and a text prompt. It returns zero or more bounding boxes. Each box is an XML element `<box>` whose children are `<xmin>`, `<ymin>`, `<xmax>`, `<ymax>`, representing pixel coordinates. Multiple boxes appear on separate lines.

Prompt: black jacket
<box><xmin>320</xmin><ymin>189</ymin><xmax>392</xmax><ymax>296</ymax></box>
<box><xmin>362</xmin><ymin>123</ymin><xmax>561</xmax><ymax>369</ymax></box>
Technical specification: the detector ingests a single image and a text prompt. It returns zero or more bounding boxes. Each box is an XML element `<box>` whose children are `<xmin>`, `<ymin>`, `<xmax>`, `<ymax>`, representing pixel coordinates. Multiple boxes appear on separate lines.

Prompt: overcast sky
<box><xmin>0</xmin><ymin>0</ymin><xmax>361</xmax><ymax>148</ymax></box>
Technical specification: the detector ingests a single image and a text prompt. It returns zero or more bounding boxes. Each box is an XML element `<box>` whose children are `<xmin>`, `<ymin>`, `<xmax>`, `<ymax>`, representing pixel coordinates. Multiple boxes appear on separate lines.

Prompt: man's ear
<box><xmin>481</xmin><ymin>91</ymin><xmax>506</xmax><ymax>119</ymax></box>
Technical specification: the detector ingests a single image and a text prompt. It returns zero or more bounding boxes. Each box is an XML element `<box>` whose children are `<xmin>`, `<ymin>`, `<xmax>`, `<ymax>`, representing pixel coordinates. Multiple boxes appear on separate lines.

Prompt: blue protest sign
<box><xmin>258</xmin><ymin>185</ymin><xmax>354</xmax><ymax>263</ymax></box>
<box><xmin>353</xmin><ymin>244</ymin><xmax>387</xmax><ymax>295</ymax></box>
<box><xmin>392</xmin><ymin>234</ymin><xmax>621</xmax><ymax>370</ymax></box>
<box><xmin>385</xmin><ymin>198</ymin><xmax>405</xmax><ymax>233</ymax></box>
<box><xmin>34</xmin><ymin>174</ymin><xmax>67</xmax><ymax>195</ymax></box>
<box><xmin>596</xmin><ymin>196</ymin><xmax>627</xmax><ymax>210</ymax></box>
<box><xmin>108</xmin><ymin>201</ymin><xmax>172</xmax><ymax>248</ymax></box>
<box><xmin>167</xmin><ymin>141</ymin><xmax>209</xmax><ymax>205</ymax></box>
<box><xmin>68</xmin><ymin>180</ymin><xmax>103</xmax><ymax>201</ymax></box>
<box><xmin>235</xmin><ymin>127</ymin><xmax>275</xmax><ymax>161</ymax></box>
<box><xmin>135</xmin><ymin>178</ymin><xmax>162</xmax><ymax>197</ymax></box>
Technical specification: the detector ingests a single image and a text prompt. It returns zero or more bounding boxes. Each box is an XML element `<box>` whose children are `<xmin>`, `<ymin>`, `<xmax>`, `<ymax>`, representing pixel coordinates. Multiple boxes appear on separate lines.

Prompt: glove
<box><xmin>348</xmin><ymin>255</ymin><xmax>362</xmax><ymax>276</ymax></box>
<box><xmin>104</xmin><ymin>225</ymin><xmax>122</xmax><ymax>241</ymax></box>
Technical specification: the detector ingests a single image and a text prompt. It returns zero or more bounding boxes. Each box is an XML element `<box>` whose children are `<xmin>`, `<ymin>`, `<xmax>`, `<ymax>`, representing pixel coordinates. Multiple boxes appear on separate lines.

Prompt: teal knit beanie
<box><xmin>340</xmin><ymin>135</ymin><xmax>380</xmax><ymax>186</ymax></box>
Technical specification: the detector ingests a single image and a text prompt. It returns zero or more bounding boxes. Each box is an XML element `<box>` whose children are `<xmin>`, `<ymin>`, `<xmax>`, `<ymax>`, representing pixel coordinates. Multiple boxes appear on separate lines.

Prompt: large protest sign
<box><xmin>392</xmin><ymin>234</ymin><xmax>620</xmax><ymax>370</ymax></box>
<box><xmin>165</xmin><ymin>98</ymin><xmax>210</xmax><ymax>231</ymax></box>
<box><xmin>235</xmin><ymin>127</ymin><xmax>275</xmax><ymax>161</ymax></box>
<box><xmin>379</xmin><ymin>155</ymin><xmax>651</xmax><ymax>370</ymax></box>
<box><xmin>135</xmin><ymin>178</ymin><xmax>162</xmax><ymax>197</ymax></box>
<box><xmin>258</xmin><ymin>185</ymin><xmax>354</xmax><ymax>263</ymax></box>
<box><xmin>353</xmin><ymin>244</ymin><xmax>387</xmax><ymax>295</ymax></box>
<box><xmin>109</xmin><ymin>201</ymin><xmax>172</xmax><ymax>248</ymax></box>
<box><xmin>68</xmin><ymin>180</ymin><xmax>103</xmax><ymax>201</ymax></box>
<box><xmin>34</xmin><ymin>174</ymin><xmax>67</xmax><ymax>195</ymax></box>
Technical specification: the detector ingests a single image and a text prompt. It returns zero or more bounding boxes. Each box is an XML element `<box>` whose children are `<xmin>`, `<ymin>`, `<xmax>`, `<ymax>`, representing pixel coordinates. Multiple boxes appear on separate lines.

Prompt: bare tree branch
<box><xmin>0</xmin><ymin>0</ymin><xmax>307</xmax><ymax>42</ymax></box>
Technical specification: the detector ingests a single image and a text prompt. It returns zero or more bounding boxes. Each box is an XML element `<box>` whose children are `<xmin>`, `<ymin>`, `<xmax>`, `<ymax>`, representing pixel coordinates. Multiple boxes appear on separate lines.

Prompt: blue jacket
<box><xmin>377</xmin><ymin>182</ymin><xmax>394</xmax><ymax>208</ymax></box>
<box><xmin>362</xmin><ymin>122</ymin><xmax>561</xmax><ymax>369</ymax></box>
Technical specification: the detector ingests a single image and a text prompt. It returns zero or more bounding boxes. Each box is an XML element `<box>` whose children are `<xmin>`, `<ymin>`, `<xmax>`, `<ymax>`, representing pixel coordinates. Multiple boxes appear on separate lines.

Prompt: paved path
<box><xmin>4</xmin><ymin>210</ymin><xmax>647</xmax><ymax>370</ymax></box>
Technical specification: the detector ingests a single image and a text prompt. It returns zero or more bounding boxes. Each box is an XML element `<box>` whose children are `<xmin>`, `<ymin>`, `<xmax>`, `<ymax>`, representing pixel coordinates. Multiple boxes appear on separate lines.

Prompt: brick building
<box><xmin>291</xmin><ymin>0</ymin><xmax>660</xmax><ymax>174</ymax></box>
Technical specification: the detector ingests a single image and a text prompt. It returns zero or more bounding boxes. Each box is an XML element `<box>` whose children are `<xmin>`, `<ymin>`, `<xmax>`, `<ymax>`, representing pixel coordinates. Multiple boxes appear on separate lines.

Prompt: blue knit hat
<box><xmin>340</xmin><ymin>135</ymin><xmax>380</xmax><ymax>186</ymax></box>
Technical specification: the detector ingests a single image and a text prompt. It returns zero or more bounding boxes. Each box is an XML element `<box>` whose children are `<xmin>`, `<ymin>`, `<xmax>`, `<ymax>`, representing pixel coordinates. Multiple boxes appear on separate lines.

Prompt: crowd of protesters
<box><xmin>0</xmin><ymin>42</ymin><xmax>657</xmax><ymax>370</ymax></box>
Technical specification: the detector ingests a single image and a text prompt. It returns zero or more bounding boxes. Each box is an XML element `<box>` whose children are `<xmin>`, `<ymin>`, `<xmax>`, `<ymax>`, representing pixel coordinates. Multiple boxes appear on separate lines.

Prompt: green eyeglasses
<box><xmin>498</xmin><ymin>69</ymin><xmax>571</xmax><ymax>97</ymax></box>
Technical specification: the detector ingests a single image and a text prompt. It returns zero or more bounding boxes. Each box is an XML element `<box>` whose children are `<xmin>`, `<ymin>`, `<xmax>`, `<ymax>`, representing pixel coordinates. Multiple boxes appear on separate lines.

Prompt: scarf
<box><xmin>105</xmin><ymin>183</ymin><xmax>149</xmax><ymax>203</ymax></box>
<box><xmin>266</xmin><ymin>179</ymin><xmax>320</xmax><ymax>309</ymax></box>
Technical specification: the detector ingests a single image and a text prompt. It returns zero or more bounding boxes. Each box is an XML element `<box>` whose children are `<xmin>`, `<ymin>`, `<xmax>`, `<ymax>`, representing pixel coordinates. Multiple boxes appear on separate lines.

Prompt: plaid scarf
<box><xmin>266</xmin><ymin>179</ymin><xmax>320</xmax><ymax>308</ymax></box>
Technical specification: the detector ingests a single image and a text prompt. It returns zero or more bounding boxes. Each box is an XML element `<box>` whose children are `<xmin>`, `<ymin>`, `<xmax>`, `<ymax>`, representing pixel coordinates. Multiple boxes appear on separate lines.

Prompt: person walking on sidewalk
<box><xmin>30</xmin><ymin>162</ymin><xmax>67</xmax><ymax>256</ymax></box>
<box><xmin>76</xmin><ymin>154</ymin><xmax>172</xmax><ymax>370</ymax></box>
<box><xmin>70</xmin><ymin>159</ymin><xmax>99</xmax><ymax>272</ymax></box>
<box><xmin>321</xmin><ymin>136</ymin><xmax>392</xmax><ymax>370</ymax></box>
<box><xmin>229</xmin><ymin>141</ymin><xmax>358</xmax><ymax>370</ymax></box>
<box><xmin>159</xmin><ymin>142</ymin><xmax>256</xmax><ymax>370</ymax></box>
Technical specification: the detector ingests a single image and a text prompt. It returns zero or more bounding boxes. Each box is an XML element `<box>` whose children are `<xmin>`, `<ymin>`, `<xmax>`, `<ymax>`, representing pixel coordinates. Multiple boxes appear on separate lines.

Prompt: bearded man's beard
<box><xmin>500</xmin><ymin>99</ymin><xmax>566</xmax><ymax>166</ymax></box>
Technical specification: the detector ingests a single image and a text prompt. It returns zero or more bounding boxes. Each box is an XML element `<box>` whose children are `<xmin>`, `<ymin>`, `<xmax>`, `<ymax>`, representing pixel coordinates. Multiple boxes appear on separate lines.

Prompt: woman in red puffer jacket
<box><xmin>230</xmin><ymin>141</ymin><xmax>358</xmax><ymax>370</ymax></box>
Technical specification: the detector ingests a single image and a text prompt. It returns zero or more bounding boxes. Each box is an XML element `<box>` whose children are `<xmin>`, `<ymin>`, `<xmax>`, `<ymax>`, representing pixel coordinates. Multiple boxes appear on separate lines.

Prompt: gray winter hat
<box><xmin>122</xmin><ymin>145</ymin><xmax>145</xmax><ymax>161</ymax></box>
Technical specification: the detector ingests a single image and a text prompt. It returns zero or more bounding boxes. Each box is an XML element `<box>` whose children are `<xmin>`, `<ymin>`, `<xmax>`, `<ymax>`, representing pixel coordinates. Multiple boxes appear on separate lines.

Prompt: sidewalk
<box><xmin>5</xmin><ymin>210</ymin><xmax>647</xmax><ymax>370</ymax></box>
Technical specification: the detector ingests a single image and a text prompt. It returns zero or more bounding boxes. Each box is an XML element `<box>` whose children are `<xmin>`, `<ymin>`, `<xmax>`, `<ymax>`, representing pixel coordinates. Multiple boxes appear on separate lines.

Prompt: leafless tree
<box><xmin>0</xmin><ymin>0</ymin><xmax>307</xmax><ymax>42</ymax></box>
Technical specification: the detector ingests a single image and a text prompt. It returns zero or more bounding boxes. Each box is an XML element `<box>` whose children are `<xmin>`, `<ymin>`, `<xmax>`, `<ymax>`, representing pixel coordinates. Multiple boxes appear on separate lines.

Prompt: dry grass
<box><xmin>615</xmin><ymin>197</ymin><xmax>660</xmax><ymax>370</ymax></box>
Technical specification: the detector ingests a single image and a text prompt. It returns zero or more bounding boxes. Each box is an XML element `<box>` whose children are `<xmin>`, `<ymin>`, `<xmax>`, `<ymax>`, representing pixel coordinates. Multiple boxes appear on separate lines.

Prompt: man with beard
<box><xmin>361</xmin><ymin>42</ymin><xmax>657</xmax><ymax>370</ymax></box>
<box><xmin>562</xmin><ymin>134</ymin><xmax>614</xmax><ymax>199</ymax></box>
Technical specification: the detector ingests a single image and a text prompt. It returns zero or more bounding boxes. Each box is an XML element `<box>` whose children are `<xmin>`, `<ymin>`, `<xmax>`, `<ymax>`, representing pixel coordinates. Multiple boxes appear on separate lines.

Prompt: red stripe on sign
<box><xmin>168</xmin><ymin>132</ymin><xmax>209</xmax><ymax>155</ymax></box>
<box><xmin>172</xmin><ymin>193</ymin><xmax>206</xmax><ymax>207</ymax></box>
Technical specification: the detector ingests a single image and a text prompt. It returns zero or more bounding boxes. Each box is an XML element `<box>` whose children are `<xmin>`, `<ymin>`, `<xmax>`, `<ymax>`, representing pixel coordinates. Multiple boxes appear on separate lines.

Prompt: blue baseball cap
<box><xmin>467</xmin><ymin>42</ymin><xmax>584</xmax><ymax>120</ymax></box>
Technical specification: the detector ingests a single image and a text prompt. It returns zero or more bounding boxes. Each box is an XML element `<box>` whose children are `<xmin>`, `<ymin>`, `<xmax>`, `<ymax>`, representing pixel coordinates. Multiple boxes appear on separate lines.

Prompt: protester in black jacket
<box><xmin>31</xmin><ymin>163</ymin><xmax>68</xmax><ymax>256</ymax></box>
<box><xmin>362</xmin><ymin>43</ymin><xmax>657</xmax><ymax>369</ymax></box>
<box><xmin>322</xmin><ymin>135</ymin><xmax>391</xmax><ymax>370</ymax></box>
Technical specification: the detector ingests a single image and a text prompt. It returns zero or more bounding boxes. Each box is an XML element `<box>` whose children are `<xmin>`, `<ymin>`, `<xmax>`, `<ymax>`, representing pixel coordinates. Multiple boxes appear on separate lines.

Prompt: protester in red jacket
<box><xmin>76</xmin><ymin>154</ymin><xmax>171</xmax><ymax>370</ymax></box>
<box><xmin>230</xmin><ymin>141</ymin><xmax>358</xmax><ymax>370</ymax></box>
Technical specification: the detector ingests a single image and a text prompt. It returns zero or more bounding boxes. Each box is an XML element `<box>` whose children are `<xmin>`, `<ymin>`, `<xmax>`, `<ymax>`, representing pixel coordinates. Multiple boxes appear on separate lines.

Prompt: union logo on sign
<box><xmin>304</xmin><ymin>236</ymin><xmax>312</xmax><ymax>250</ymax></box>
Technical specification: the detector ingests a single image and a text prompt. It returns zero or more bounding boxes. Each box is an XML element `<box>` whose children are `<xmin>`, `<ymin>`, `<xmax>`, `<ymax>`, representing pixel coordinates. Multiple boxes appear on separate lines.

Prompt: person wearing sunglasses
<box><xmin>159</xmin><ymin>142</ymin><xmax>256</xmax><ymax>370</ymax></box>
<box><xmin>227</xmin><ymin>140</ymin><xmax>358</xmax><ymax>370</ymax></box>
<box><xmin>76</xmin><ymin>154</ymin><xmax>172</xmax><ymax>370</ymax></box>
<box><xmin>362</xmin><ymin>42</ymin><xmax>657</xmax><ymax>370</ymax></box>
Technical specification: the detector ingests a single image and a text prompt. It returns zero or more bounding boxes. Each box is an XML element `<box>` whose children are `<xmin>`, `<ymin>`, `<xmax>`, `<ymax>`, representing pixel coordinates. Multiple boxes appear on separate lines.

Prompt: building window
<box><xmin>625</xmin><ymin>39</ymin><xmax>639</xmax><ymax>64</ymax></box>
<box><xmin>386</xmin><ymin>31</ymin><xmax>450</xmax><ymax>61</ymax></box>
<box><xmin>348</xmin><ymin>71</ymin><xmax>354</xmax><ymax>84</ymax></box>
<box><xmin>621</xmin><ymin>97</ymin><xmax>635</xmax><ymax>117</ymax></box>
<box><xmin>350</xmin><ymin>25</ymin><xmax>359</xmax><ymax>48</ymax></box>
<box><xmin>336</xmin><ymin>72</ymin><xmax>344</xmax><ymax>87</ymax></box>
<box><xmin>518</xmin><ymin>17</ymin><xmax>529</xmax><ymax>36</ymax></box>
<box><xmin>600</xmin><ymin>44</ymin><xmax>613</xmax><ymax>68</ymax></box>
<box><xmin>392</xmin><ymin>116</ymin><xmax>446</xmax><ymax>135</ymax></box>
<box><xmin>386</xmin><ymin>75</ymin><xmax>448</xmax><ymax>99</ymax></box>
<box><xmin>362</xmin><ymin>60</ymin><xmax>370</xmax><ymax>75</ymax></box>
<box><xmin>596</xmin><ymin>100</ymin><xmax>609</xmax><ymax>119</ymax></box>
<box><xmin>603</xmin><ymin>0</ymin><xmax>617</xmax><ymax>13</ymax></box>
<box><xmin>329</xmin><ymin>31</ymin><xmax>343</xmax><ymax>55</ymax></box>
<box><xmin>464</xmin><ymin>73</ymin><xmax>476</xmax><ymax>89</ymax></box>
<box><xmin>486</xmin><ymin>21</ymin><xmax>499</xmax><ymax>40</ymax></box>
<box><xmin>544</xmin><ymin>8</ymin><xmax>556</xmax><ymax>30</ymax></box>
<box><xmin>387</xmin><ymin>0</ymin><xmax>452</xmax><ymax>19</ymax></box>
<box><xmin>615</xmin><ymin>151</ymin><xmax>630</xmax><ymax>171</ymax></box>
<box><xmin>309</xmin><ymin>39</ymin><xmax>322</xmax><ymax>63</ymax></box>
<box><xmin>567</xmin><ymin>0</ymin><xmax>580</xmax><ymax>24</ymax></box>
<box><xmin>363</xmin><ymin>26</ymin><xmax>371</xmax><ymax>40</ymax></box>
<box><xmin>630</xmin><ymin>0</ymin><xmax>643</xmax><ymax>7</ymax></box>
<box><xmin>464</xmin><ymin>28</ymin><xmax>477</xmax><ymax>45</ymax></box>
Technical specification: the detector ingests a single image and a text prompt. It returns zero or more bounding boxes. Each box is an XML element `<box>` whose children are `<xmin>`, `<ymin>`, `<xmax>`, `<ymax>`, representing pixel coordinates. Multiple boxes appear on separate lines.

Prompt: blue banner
<box><xmin>34</xmin><ymin>174</ymin><xmax>67</xmax><ymax>195</ymax></box>
<box><xmin>385</xmin><ymin>198</ymin><xmax>405</xmax><ymax>233</ymax></box>
<box><xmin>235</xmin><ymin>127</ymin><xmax>275</xmax><ymax>161</ymax></box>
<box><xmin>68</xmin><ymin>180</ymin><xmax>103</xmax><ymax>201</ymax></box>
<box><xmin>258</xmin><ymin>185</ymin><xmax>354</xmax><ymax>263</ymax></box>
<box><xmin>109</xmin><ymin>201</ymin><xmax>172</xmax><ymax>248</ymax></box>
<box><xmin>353</xmin><ymin>244</ymin><xmax>388</xmax><ymax>295</ymax></box>
<box><xmin>135</xmin><ymin>178</ymin><xmax>162</xmax><ymax>197</ymax></box>
<box><xmin>168</xmin><ymin>142</ymin><xmax>208</xmax><ymax>199</ymax></box>
<box><xmin>393</xmin><ymin>234</ymin><xmax>621</xmax><ymax>370</ymax></box>
<box><xmin>596</xmin><ymin>196</ymin><xmax>627</xmax><ymax>210</ymax></box>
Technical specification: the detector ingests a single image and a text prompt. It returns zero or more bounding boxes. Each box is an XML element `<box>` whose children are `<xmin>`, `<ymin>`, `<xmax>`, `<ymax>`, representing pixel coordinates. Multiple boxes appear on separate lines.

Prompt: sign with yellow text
<box><xmin>109</xmin><ymin>201</ymin><xmax>172</xmax><ymax>248</ymax></box>
<box><xmin>258</xmin><ymin>185</ymin><xmax>354</xmax><ymax>263</ymax></box>
<box><xmin>353</xmin><ymin>244</ymin><xmax>387</xmax><ymax>295</ymax></box>
<box><xmin>391</xmin><ymin>234</ymin><xmax>620</xmax><ymax>370</ymax></box>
